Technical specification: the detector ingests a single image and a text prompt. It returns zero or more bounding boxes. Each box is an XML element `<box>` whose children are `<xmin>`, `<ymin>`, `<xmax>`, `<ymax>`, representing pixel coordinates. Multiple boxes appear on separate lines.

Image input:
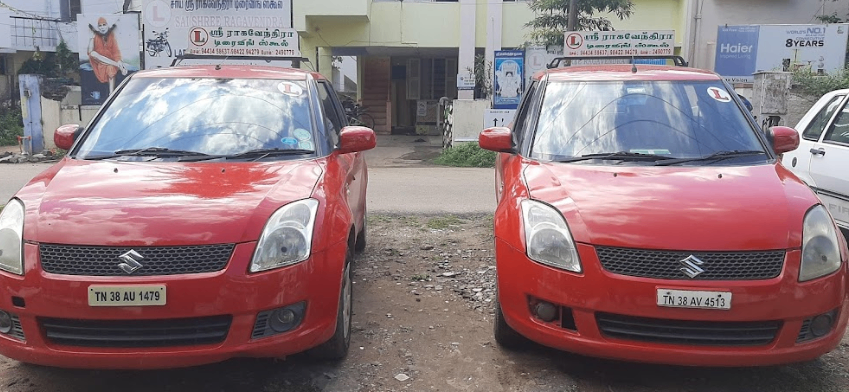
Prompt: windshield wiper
<box><xmin>84</xmin><ymin>147</ymin><xmax>211</xmax><ymax>160</ymax></box>
<box><xmin>199</xmin><ymin>148</ymin><xmax>317</xmax><ymax>162</ymax></box>
<box><xmin>555</xmin><ymin>151</ymin><xmax>674</xmax><ymax>163</ymax></box>
<box><xmin>653</xmin><ymin>150</ymin><xmax>766</xmax><ymax>166</ymax></box>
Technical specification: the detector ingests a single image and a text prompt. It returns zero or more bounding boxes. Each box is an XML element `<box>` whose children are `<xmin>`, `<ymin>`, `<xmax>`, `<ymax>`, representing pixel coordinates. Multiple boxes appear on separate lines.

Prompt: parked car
<box><xmin>0</xmin><ymin>65</ymin><xmax>375</xmax><ymax>369</ymax></box>
<box><xmin>782</xmin><ymin>89</ymin><xmax>849</xmax><ymax>240</ymax></box>
<box><xmin>479</xmin><ymin>58</ymin><xmax>849</xmax><ymax>367</ymax></box>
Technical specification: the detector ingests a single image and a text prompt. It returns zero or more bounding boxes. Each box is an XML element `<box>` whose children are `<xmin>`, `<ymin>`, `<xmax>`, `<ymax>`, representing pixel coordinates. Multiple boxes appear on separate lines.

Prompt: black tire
<box><xmin>357</xmin><ymin>113</ymin><xmax>375</xmax><ymax>129</ymax></box>
<box><xmin>494</xmin><ymin>294</ymin><xmax>529</xmax><ymax>350</ymax></box>
<box><xmin>165</xmin><ymin>43</ymin><xmax>172</xmax><ymax>57</ymax></box>
<box><xmin>308</xmin><ymin>251</ymin><xmax>353</xmax><ymax>360</ymax></box>
<box><xmin>354</xmin><ymin>210</ymin><xmax>367</xmax><ymax>253</ymax></box>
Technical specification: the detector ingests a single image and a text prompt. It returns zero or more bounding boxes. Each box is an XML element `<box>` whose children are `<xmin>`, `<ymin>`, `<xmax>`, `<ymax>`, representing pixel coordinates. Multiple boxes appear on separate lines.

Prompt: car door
<box><xmin>495</xmin><ymin>81</ymin><xmax>540</xmax><ymax>202</ymax></box>
<box><xmin>809</xmin><ymin>97</ymin><xmax>849</xmax><ymax>230</ymax></box>
<box><xmin>783</xmin><ymin>92</ymin><xmax>846</xmax><ymax>187</ymax></box>
<box><xmin>317</xmin><ymin>81</ymin><xmax>365</xmax><ymax>220</ymax></box>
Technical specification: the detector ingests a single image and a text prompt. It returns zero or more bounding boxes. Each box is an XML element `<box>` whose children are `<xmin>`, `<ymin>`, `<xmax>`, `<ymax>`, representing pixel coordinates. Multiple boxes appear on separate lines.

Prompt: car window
<box><xmin>530</xmin><ymin>80</ymin><xmax>766</xmax><ymax>163</ymax></box>
<box><xmin>317</xmin><ymin>81</ymin><xmax>344</xmax><ymax>146</ymax></box>
<box><xmin>803</xmin><ymin>95</ymin><xmax>845</xmax><ymax>141</ymax></box>
<box><xmin>75</xmin><ymin>77</ymin><xmax>316</xmax><ymax>158</ymax></box>
<box><xmin>823</xmin><ymin>102</ymin><xmax>849</xmax><ymax>146</ymax></box>
<box><xmin>511</xmin><ymin>81</ymin><xmax>537</xmax><ymax>147</ymax></box>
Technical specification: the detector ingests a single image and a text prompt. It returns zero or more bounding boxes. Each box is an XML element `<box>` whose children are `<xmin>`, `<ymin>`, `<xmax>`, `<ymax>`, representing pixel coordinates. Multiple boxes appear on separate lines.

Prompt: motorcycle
<box><xmin>146</xmin><ymin>29</ymin><xmax>172</xmax><ymax>57</ymax></box>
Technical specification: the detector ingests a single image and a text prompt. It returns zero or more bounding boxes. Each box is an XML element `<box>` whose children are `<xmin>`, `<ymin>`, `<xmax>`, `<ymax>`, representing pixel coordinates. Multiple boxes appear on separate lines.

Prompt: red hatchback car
<box><xmin>0</xmin><ymin>65</ymin><xmax>375</xmax><ymax>369</ymax></box>
<box><xmin>480</xmin><ymin>57</ymin><xmax>849</xmax><ymax>367</ymax></box>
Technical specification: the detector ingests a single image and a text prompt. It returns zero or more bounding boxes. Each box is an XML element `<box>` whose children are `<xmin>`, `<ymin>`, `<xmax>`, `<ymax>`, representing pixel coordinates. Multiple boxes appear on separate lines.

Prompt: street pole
<box><xmin>567</xmin><ymin>0</ymin><xmax>578</xmax><ymax>31</ymax></box>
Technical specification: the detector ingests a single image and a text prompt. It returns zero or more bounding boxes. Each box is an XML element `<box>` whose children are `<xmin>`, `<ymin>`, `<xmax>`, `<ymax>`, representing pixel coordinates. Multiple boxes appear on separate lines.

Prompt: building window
<box><xmin>61</xmin><ymin>0</ymin><xmax>82</xmax><ymax>22</ymax></box>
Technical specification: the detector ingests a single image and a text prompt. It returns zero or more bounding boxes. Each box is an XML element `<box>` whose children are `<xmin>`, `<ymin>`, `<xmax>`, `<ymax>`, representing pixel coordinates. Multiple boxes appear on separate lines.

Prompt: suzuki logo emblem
<box><xmin>679</xmin><ymin>255</ymin><xmax>705</xmax><ymax>279</ymax></box>
<box><xmin>118</xmin><ymin>250</ymin><xmax>144</xmax><ymax>274</ymax></box>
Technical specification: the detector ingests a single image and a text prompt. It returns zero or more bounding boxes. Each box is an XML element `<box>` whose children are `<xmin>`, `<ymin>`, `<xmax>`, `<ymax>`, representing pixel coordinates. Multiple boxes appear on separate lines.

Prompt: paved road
<box><xmin>0</xmin><ymin>163</ymin><xmax>53</xmax><ymax>204</ymax></box>
<box><xmin>367</xmin><ymin>166</ymin><xmax>495</xmax><ymax>214</ymax></box>
<box><xmin>0</xmin><ymin>159</ymin><xmax>496</xmax><ymax>214</ymax></box>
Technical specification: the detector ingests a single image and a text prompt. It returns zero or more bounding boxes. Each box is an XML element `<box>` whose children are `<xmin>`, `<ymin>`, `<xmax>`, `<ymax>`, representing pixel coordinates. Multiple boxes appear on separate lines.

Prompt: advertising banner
<box><xmin>563</xmin><ymin>30</ymin><xmax>675</xmax><ymax>58</ymax></box>
<box><xmin>142</xmin><ymin>0</ymin><xmax>294</xmax><ymax>69</ymax></box>
<box><xmin>77</xmin><ymin>14</ymin><xmax>141</xmax><ymax>106</ymax></box>
<box><xmin>715</xmin><ymin>24</ymin><xmax>849</xmax><ymax>83</ymax></box>
<box><xmin>493</xmin><ymin>50</ymin><xmax>524</xmax><ymax>110</ymax></box>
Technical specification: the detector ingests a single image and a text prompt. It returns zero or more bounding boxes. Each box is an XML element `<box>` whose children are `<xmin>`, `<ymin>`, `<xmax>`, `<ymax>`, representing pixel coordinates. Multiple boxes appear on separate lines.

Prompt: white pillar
<box><xmin>458</xmin><ymin>0</ymin><xmax>476</xmax><ymax>100</ymax></box>
<box><xmin>484</xmin><ymin>0</ymin><xmax>503</xmax><ymax>73</ymax></box>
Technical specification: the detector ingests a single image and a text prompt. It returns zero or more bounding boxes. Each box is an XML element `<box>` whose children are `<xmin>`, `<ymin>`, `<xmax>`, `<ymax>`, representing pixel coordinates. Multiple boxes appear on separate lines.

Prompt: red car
<box><xmin>479</xmin><ymin>57</ymin><xmax>849</xmax><ymax>367</ymax></box>
<box><xmin>0</xmin><ymin>66</ymin><xmax>375</xmax><ymax>369</ymax></box>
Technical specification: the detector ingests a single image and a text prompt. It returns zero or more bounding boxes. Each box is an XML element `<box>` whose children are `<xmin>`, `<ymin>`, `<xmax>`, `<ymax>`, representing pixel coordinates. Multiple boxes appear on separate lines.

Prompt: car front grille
<box><xmin>40</xmin><ymin>316</ymin><xmax>232</xmax><ymax>348</ymax></box>
<box><xmin>596</xmin><ymin>247</ymin><xmax>785</xmax><ymax>280</ymax></box>
<box><xmin>39</xmin><ymin>244</ymin><xmax>234</xmax><ymax>276</ymax></box>
<box><xmin>596</xmin><ymin>313</ymin><xmax>781</xmax><ymax>346</ymax></box>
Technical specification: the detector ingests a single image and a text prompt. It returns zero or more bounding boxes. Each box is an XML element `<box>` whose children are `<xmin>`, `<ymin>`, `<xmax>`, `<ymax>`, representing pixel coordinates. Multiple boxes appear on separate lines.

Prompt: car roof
<box><xmin>131</xmin><ymin>65</ymin><xmax>324</xmax><ymax>81</ymax></box>
<box><xmin>540</xmin><ymin>65</ymin><xmax>722</xmax><ymax>82</ymax></box>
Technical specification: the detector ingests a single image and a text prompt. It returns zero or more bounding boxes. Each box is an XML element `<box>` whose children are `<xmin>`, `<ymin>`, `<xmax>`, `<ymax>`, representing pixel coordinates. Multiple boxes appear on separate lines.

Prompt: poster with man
<box><xmin>493</xmin><ymin>50</ymin><xmax>525</xmax><ymax>110</ymax></box>
<box><xmin>77</xmin><ymin>14</ymin><xmax>140</xmax><ymax>106</ymax></box>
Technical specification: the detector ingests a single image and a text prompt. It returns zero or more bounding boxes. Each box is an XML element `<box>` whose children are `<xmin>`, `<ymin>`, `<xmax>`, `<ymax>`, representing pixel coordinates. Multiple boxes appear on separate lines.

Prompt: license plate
<box><xmin>656</xmin><ymin>289</ymin><xmax>731</xmax><ymax>310</ymax></box>
<box><xmin>88</xmin><ymin>285</ymin><xmax>166</xmax><ymax>307</ymax></box>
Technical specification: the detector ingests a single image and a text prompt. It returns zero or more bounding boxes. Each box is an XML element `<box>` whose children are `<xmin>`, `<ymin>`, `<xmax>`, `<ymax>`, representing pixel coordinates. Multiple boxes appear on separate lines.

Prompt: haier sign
<box><xmin>715</xmin><ymin>24</ymin><xmax>849</xmax><ymax>83</ymax></box>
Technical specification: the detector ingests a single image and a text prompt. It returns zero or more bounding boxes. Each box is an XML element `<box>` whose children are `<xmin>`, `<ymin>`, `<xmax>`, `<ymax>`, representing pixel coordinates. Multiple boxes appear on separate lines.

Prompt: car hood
<box><xmin>523</xmin><ymin>162</ymin><xmax>817</xmax><ymax>250</ymax></box>
<box><xmin>15</xmin><ymin>159</ymin><xmax>323</xmax><ymax>246</ymax></box>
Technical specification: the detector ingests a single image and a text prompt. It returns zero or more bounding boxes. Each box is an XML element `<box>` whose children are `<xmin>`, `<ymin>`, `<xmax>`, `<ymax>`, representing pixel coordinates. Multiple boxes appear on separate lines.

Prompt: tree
<box><xmin>525</xmin><ymin>0</ymin><xmax>635</xmax><ymax>47</ymax></box>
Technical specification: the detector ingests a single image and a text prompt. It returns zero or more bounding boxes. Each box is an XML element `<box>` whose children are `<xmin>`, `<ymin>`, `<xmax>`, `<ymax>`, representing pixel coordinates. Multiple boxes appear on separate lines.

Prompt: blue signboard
<box><xmin>714</xmin><ymin>26</ymin><xmax>760</xmax><ymax>83</ymax></box>
<box><xmin>493</xmin><ymin>50</ymin><xmax>525</xmax><ymax>110</ymax></box>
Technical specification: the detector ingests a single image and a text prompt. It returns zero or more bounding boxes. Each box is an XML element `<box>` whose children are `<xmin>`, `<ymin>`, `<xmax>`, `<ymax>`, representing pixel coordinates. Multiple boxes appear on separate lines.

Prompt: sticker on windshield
<box><xmin>277</xmin><ymin>81</ymin><xmax>304</xmax><ymax>97</ymax></box>
<box><xmin>281</xmin><ymin>137</ymin><xmax>299</xmax><ymax>147</ymax></box>
<box><xmin>299</xmin><ymin>141</ymin><xmax>314</xmax><ymax>150</ymax></box>
<box><xmin>706</xmin><ymin>87</ymin><xmax>732</xmax><ymax>103</ymax></box>
<box><xmin>293</xmin><ymin>128</ymin><xmax>311</xmax><ymax>141</ymax></box>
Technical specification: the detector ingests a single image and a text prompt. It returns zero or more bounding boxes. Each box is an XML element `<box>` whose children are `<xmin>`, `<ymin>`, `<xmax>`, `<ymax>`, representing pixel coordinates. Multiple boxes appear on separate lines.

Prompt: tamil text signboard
<box><xmin>563</xmin><ymin>30</ymin><xmax>675</xmax><ymax>58</ymax></box>
<box><xmin>142</xmin><ymin>0</ymin><xmax>295</xmax><ymax>69</ymax></box>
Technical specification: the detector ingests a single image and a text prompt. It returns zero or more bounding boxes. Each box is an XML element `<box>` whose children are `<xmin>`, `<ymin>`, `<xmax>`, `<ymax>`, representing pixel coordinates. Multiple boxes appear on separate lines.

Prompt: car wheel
<box><xmin>494</xmin><ymin>292</ymin><xmax>529</xmax><ymax>350</ymax></box>
<box><xmin>308</xmin><ymin>250</ymin><xmax>352</xmax><ymax>360</ymax></box>
<box><xmin>355</xmin><ymin>210</ymin><xmax>367</xmax><ymax>253</ymax></box>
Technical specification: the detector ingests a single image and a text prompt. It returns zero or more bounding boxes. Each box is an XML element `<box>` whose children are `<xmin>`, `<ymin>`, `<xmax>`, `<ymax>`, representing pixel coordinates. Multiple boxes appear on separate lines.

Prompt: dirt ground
<box><xmin>1</xmin><ymin>214</ymin><xmax>849</xmax><ymax>392</ymax></box>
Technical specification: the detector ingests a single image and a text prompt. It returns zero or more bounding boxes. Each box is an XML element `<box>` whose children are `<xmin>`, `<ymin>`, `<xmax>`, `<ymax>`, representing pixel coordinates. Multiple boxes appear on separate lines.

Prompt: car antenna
<box><xmin>631</xmin><ymin>56</ymin><xmax>637</xmax><ymax>73</ymax></box>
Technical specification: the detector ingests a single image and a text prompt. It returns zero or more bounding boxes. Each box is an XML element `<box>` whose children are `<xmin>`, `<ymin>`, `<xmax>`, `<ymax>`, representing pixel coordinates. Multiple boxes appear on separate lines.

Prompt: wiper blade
<box><xmin>113</xmin><ymin>147</ymin><xmax>211</xmax><ymax>157</ymax></box>
<box><xmin>653</xmin><ymin>150</ymin><xmax>766</xmax><ymax>166</ymax></box>
<box><xmin>223</xmin><ymin>148</ymin><xmax>315</xmax><ymax>161</ymax></box>
<box><xmin>556</xmin><ymin>151</ymin><xmax>674</xmax><ymax>163</ymax></box>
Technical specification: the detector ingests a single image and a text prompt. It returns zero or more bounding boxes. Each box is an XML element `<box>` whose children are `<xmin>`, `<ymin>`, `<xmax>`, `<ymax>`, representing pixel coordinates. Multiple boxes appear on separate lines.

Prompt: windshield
<box><xmin>75</xmin><ymin>77</ymin><xmax>316</xmax><ymax>160</ymax></box>
<box><xmin>530</xmin><ymin>80</ymin><xmax>767</xmax><ymax>164</ymax></box>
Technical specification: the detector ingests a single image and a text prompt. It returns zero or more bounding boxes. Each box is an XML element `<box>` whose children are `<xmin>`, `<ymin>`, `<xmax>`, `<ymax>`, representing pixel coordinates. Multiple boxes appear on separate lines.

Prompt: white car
<box><xmin>783</xmin><ymin>88</ymin><xmax>849</xmax><ymax>238</ymax></box>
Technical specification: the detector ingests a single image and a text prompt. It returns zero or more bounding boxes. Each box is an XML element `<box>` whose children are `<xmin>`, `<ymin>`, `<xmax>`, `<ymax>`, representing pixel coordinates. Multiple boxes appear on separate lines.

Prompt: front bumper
<box><xmin>0</xmin><ymin>241</ymin><xmax>347</xmax><ymax>369</ymax></box>
<box><xmin>496</xmin><ymin>238</ymin><xmax>849</xmax><ymax>367</ymax></box>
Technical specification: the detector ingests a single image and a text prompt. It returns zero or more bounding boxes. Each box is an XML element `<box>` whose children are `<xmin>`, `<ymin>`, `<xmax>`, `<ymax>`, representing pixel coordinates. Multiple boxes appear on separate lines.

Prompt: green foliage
<box><xmin>525</xmin><ymin>0</ymin><xmax>635</xmax><ymax>47</ymax></box>
<box><xmin>792</xmin><ymin>67</ymin><xmax>849</xmax><ymax>99</ymax></box>
<box><xmin>433</xmin><ymin>142</ymin><xmax>497</xmax><ymax>168</ymax></box>
<box><xmin>0</xmin><ymin>106</ymin><xmax>24</xmax><ymax>146</ymax></box>
<box><xmin>17</xmin><ymin>40</ymin><xmax>78</xmax><ymax>79</ymax></box>
<box><xmin>467</xmin><ymin>54</ymin><xmax>493</xmax><ymax>99</ymax></box>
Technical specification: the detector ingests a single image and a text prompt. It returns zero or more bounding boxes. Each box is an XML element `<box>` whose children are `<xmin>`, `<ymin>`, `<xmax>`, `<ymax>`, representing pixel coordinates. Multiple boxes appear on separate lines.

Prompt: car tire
<box><xmin>308</xmin><ymin>250</ymin><xmax>353</xmax><ymax>360</ymax></box>
<box><xmin>355</xmin><ymin>211</ymin><xmax>367</xmax><ymax>253</ymax></box>
<box><xmin>494</xmin><ymin>292</ymin><xmax>529</xmax><ymax>350</ymax></box>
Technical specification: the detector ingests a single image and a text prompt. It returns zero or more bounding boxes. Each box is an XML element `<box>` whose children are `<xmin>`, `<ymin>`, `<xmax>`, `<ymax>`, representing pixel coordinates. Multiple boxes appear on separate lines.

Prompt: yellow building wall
<box><xmin>298</xmin><ymin>0</ymin><xmax>687</xmax><ymax>70</ymax></box>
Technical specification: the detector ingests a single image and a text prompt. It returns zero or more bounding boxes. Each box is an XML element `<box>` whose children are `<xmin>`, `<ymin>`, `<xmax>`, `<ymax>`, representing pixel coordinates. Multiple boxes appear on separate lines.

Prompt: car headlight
<box><xmin>800</xmin><ymin>205</ymin><xmax>842</xmax><ymax>282</ymax></box>
<box><xmin>250</xmin><ymin>199</ymin><xmax>319</xmax><ymax>273</ymax></box>
<box><xmin>521</xmin><ymin>199</ymin><xmax>582</xmax><ymax>273</ymax></box>
<box><xmin>0</xmin><ymin>199</ymin><xmax>24</xmax><ymax>275</ymax></box>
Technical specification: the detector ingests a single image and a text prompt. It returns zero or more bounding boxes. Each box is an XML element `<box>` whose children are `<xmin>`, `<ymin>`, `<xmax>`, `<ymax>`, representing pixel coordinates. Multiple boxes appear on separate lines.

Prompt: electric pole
<box><xmin>567</xmin><ymin>0</ymin><xmax>578</xmax><ymax>31</ymax></box>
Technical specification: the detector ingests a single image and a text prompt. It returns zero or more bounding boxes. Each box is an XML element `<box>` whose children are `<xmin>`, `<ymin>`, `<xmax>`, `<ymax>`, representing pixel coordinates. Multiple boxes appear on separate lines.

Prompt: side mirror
<box><xmin>478</xmin><ymin>127</ymin><xmax>514</xmax><ymax>153</ymax></box>
<box><xmin>338</xmin><ymin>126</ymin><xmax>376</xmax><ymax>154</ymax></box>
<box><xmin>54</xmin><ymin>124</ymin><xmax>82</xmax><ymax>151</ymax></box>
<box><xmin>768</xmin><ymin>126</ymin><xmax>800</xmax><ymax>155</ymax></box>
